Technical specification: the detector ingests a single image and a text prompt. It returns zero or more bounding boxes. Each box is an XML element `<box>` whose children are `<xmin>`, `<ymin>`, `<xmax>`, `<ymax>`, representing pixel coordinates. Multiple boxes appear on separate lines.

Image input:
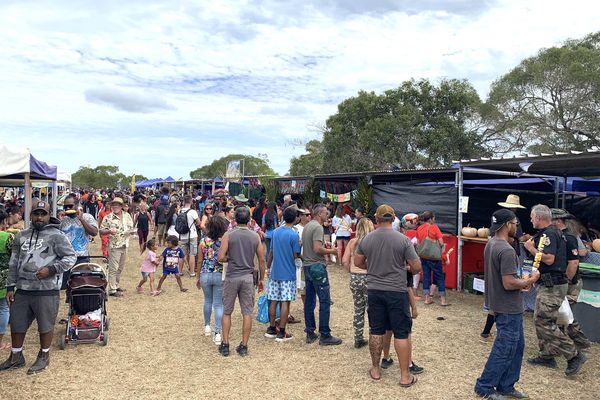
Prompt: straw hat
<box><xmin>497</xmin><ymin>194</ymin><xmax>525</xmax><ymax>209</ymax></box>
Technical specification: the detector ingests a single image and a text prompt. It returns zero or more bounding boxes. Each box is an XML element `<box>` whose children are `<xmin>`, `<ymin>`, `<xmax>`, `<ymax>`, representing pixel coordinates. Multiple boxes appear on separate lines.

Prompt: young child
<box><xmin>137</xmin><ymin>239</ymin><xmax>159</xmax><ymax>296</ymax></box>
<box><xmin>156</xmin><ymin>235</ymin><xmax>188</xmax><ymax>294</ymax></box>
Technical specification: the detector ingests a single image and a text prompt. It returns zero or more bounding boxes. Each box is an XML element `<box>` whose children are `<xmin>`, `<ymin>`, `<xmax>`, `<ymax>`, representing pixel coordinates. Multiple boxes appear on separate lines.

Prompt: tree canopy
<box><xmin>318</xmin><ymin>78</ymin><xmax>491</xmax><ymax>173</ymax></box>
<box><xmin>72</xmin><ymin>165</ymin><xmax>146</xmax><ymax>189</ymax></box>
<box><xmin>190</xmin><ymin>154</ymin><xmax>276</xmax><ymax>179</ymax></box>
<box><xmin>289</xmin><ymin>140</ymin><xmax>324</xmax><ymax>176</ymax></box>
<box><xmin>485</xmin><ymin>31</ymin><xmax>600</xmax><ymax>153</ymax></box>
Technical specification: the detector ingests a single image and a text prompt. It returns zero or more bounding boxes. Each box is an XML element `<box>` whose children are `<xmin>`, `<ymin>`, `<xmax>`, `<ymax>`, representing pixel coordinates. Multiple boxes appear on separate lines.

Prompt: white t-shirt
<box><xmin>332</xmin><ymin>215</ymin><xmax>352</xmax><ymax>238</ymax></box>
<box><xmin>179</xmin><ymin>207</ymin><xmax>199</xmax><ymax>239</ymax></box>
<box><xmin>392</xmin><ymin>217</ymin><xmax>401</xmax><ymax>232</ymax></box>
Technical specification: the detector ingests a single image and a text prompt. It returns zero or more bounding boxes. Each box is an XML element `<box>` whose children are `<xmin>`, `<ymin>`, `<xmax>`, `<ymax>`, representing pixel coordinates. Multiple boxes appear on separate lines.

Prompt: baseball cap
<box><xmin>31</xmin><ymin>201</ymin><xmax>50</xmax><ymax>214</ymax></box>
<box><xmin>375</xmin><ymin>204</ymin><xmax>395</xmax><ymax>221</ymax></box>
<box><xmin>490</xmin><ymin>209</ymin><xmax>516</xmax><ymax>232</ymax></box>
<box><xmin>551</xmin><ymin>208</ymin><xmax>573</xmax><ymax>220</ymax></box>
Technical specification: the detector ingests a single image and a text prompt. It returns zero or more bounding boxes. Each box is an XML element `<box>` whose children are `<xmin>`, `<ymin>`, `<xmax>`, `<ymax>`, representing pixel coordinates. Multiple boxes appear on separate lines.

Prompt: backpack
<box><xmin>157</xmin><ymin>204</ymin><xmax>168</xmax><ymax>224</ymax></box>
<box><xmin>174</xmin><ymin>209</ymin><xmax>192</xmax><ymax>235</ymax></box>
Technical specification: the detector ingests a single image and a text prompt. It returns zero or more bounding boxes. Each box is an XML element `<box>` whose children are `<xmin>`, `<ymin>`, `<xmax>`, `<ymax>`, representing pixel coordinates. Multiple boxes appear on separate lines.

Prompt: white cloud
<box><xmin>0</xmin><ymin>0</ymin><xmax>599</xmax><ymax>178</ymax></box>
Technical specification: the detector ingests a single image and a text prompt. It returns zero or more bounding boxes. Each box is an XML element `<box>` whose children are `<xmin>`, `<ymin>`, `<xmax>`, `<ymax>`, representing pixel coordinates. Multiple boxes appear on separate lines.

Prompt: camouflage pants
<box><xmin>350</xmin><ymin>274</ymin><xmax>368</xmax><ymax>341</ymax></box>
<box><xmin>562</xmin><ymin>279</ymin><xmax>591</xmax><ymax>349</ymax></box>
<box><xmin>534</xmin><ymin>284</ymin><xmax>577</xmax><ymax>360</ymax></box>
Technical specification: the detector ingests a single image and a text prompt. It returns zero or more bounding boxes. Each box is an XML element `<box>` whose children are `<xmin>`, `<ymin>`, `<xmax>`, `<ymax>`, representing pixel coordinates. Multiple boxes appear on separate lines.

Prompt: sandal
<box><xmin>288</xmin><ymin>315</ymin><xmax>301</xmax><ymax>324</ymax></box>
<box><xmin>399</xmin><ymin>375</ymin><xmax>418</xmax><ymax>388</ymax></box>
<box><xmin>180</xmin><ymin>288</ymin><xmax>188</xmax><ymax>292</ymax></box>
<box><xmin>368</xmin><ymin>368</ymin><xmax>381</xmax><ymax>381</ymax></box>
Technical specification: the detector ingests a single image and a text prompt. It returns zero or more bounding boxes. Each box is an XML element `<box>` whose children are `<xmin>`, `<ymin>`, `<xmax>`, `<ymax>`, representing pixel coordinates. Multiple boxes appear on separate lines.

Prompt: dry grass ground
<box><xmin>0</xmin><ymin>240</ymin><xmax>598</xmax><ymax>399</ymax></box>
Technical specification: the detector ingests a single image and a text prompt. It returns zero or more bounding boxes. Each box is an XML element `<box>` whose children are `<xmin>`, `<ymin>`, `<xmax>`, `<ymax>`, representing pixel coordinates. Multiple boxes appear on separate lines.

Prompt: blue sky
<box><xmin>1</xmin><ymin>0</ymin><xmax>599</xmax><ymax>179</ymax></box>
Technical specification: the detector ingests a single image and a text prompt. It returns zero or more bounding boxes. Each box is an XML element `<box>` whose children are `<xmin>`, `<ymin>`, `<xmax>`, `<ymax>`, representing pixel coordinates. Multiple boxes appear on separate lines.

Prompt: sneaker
<box><xmin>306</xmin><ymin>332</ymin><xmax>319</xmax><ymax>344</ymax></box>
<box><xmin>109</xmin><ymin>291</ymin><xmax>123</xmax><ymax>298</ymax></box>
<box><xmin>190</xmin><ymin>273</ymin><xmax>196</xmax><ymax>277</ymax></box>
<box><xmin>380</xmin><ymin>357</ymin><xmax>394</xmax><ymax>369</ymax></box>
<box><xmin>498</xmin><ymin>389</ymin><xmax>529</xmax><ymax>399</ymax></box>
<box><xmin>565</xmin><ymin>351</ymin><xmax>587</xmax><ymax>376</ymax></box>
<box><xmin>204</xmin><ymin>325</ymin><xmax>212</xmax><ymax>336</ymax></box>
<box><xmin>236</xmin><ymin>343</ymin><xmax>248</xmax><ymax>357</ymax></box>
<box><xmin>354</xmin><ymin>338</ymin><xmax>368</xmax><ymax>349</ymax></box>
<box><xmin>0</xmin><ymin>351</ymin><xmax>25</xmax><ymax>371</ymax></box>
<box><xmin>213</xmin><ymin>333</ymin><xmax>222</xmax><ymax>346</ymax></box>
<box><xmin>265</xmin><ymin>326</ymin><xmax>278</xmax><ymax>339</ymax></box>
<box><xmin>275</xmin><ymin>332</ymin><xmax>293</xmax><ymax>343</ymax></box>
<box><xmin>218</xmin><ymin>343</ymin><xmax>230</xmax><ymax>357</ymax></box>
<box><xmin>475</xmin><ymin>390</ymin><xmax>507</xmax><ymax>399</ymax></box>
<box><xmin>526</xmin><ymin>355</ymin><xmax>557</xmax><ymax>369</ymax></box>
<box><xmin>27</xmin><ymin>350</ymin><xmax>49</xmax><ymax>375</ymax></box>
<box><xmin>116</xmin><ymin>288</ymin><xmax>126</xmax><ymax>292</ymax></box>
<box><xmin>319</xmin><ymin>335</ymin><xmax>342</xmax><ymax>346</ymax></box>
<box><xmin>409</xmin><ymin>361</ymin><xmax>424</xmax><ymax>375</ymax></box>
<box><xmin>136</xmin><ymin>286</ymin><xmax>144</xmax><ymax>294</ymax></box>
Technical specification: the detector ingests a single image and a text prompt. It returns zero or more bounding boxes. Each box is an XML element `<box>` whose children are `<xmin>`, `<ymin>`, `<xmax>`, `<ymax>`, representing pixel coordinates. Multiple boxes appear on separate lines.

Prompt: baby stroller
<box><xmin>58</xmin><ymin>262</ymin><xmax>110</xmax><ymax>349</ymax></box>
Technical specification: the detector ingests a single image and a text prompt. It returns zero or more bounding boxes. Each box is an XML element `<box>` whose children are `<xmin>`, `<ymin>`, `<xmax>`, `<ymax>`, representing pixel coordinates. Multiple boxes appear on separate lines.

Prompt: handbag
<box><xmin>417</xmin><ymin>225</ymin><xmax>443</xmax><ymax>260</ymax></box>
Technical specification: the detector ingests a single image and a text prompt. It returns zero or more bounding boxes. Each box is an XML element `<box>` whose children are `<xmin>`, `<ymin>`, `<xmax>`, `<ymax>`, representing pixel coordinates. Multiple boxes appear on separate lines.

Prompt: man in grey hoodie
<box><xmin>0</xmin><ymin>201</ymin><xmax>76</xmax><ymax>375</ymax></box>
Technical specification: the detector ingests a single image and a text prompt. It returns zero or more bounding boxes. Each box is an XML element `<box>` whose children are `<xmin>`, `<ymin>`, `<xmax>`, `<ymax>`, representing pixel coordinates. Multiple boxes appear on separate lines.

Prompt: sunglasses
<box><xmin>63</xmin><ymin>204</ymin><xmax>75</xmax><ymax>209</ymax></box>
<box><xmin>205</xmin><ymin>207</ymin><xmax>213</xmax><ymax>210</ymax></box>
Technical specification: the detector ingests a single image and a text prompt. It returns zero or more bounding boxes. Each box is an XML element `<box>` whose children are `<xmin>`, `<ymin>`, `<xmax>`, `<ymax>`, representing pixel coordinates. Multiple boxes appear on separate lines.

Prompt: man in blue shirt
<box><xmin>265</xmin><ymin>207</ymin><xmax>301</xmax><ymax>342</ymax></box>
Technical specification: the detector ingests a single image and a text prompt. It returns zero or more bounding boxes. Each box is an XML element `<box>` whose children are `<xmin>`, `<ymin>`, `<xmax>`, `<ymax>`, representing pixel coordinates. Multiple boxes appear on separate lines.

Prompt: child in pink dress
<box><xmin>137</xmin><ymin>239</ymin><xmax>159</xmax><ymax>296</ymax></box>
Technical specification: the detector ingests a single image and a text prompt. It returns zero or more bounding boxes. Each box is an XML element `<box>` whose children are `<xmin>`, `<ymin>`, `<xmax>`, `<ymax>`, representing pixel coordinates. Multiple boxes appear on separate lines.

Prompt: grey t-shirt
<box><xmin>484</xmin><ymin>236</ymin><xmax>523</xmax><ymax>314</ymax></box>
<box><xmin>301</xmin><ymin>220</ymin><xmax>325</xmax><ymax>266</ymax></box>
<box><xmin>356</xmin><ymin>228</ymin><xmax>418</xmax><ymax>292</ymax></box>
<box><xmin>226</xmin><ymin>227</ymin><xmax>259</xmax><ymax>278</ymax></box>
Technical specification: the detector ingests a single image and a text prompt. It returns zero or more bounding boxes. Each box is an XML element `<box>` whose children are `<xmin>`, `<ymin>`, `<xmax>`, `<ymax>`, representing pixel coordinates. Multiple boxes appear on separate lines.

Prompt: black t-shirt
<box><xmin>563</xmin><ymin>231</ymin><xmax>579</xmax><ymax>262</ymax></box>
<box><xmin>531</xmin><ymin>225</ymin><xmax>567</xmax><ymax>275</ymax></box>
<box><xmin>137</xmin><ymin>212</ymin><xmax>150</xmax><ymax>231</ymax></box>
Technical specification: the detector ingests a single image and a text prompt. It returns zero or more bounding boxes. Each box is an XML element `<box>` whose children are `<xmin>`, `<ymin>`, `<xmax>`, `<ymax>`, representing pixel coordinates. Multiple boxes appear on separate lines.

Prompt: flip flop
<box><xmin>440</xmin><ymin>303</ymin><xmax>451</xmax><ymax>307</ymax></box>
<box><xmin>399</xmin><ymin>375</ymin><xmax>418</xmax><ymax>388</ymax></box>
<box><xmin>368</xmin><ymin>369</ymin><xmax>381</xmax><ymax>381</ymax></box>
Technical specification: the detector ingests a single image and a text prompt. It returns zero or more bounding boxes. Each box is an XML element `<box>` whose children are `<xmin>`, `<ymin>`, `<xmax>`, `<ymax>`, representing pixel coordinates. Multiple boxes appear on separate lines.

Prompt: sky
<box><xmin>1</xmin><ymin>0</ymin><xmax>599</xmax><ymax>179</ymax></box>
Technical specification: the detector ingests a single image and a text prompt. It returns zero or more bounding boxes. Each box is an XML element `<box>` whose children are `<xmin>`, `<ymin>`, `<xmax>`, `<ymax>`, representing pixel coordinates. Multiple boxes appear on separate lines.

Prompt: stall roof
<box><xmin>455</xmin><ymin>149</ymin><xmax>600</xmax><ymax>177</ymax></box>
<box><xmin>0</xmin><ymin>144</ymin><xmax>57</xmax><ymax>180</ymax></box>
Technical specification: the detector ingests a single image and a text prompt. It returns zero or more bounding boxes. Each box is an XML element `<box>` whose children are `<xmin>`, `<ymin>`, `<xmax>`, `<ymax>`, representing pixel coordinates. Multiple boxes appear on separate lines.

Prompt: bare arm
<box><xmin>218</xmin><ymin>232</ymin><xmax>229</xmax><ymax>263</ymax></box>
<box><xmin>566</xmin><ymin>260</ymin><xmax>578</xmax><ymax>281</ymax></box>
<box><xmin>256</xmin><ymin>241</ymin><xmax>266</xmax><ymax>289</ymax></box>
<box><xmin>341</xmin><ymin>239</ymin><xmax>354</xmax><ymax>271</ymax></box>
<box><xmin>313</xmin><ymin>240</ymin><xmax>336</xmax><ymax>256</ymax></box>
<box><xmin>80</xmin><ymin>214</ymin><xmax>99</xmax><ymax>236</ymax></box>
<box><xmin>407</xmin><ymin>257</ymin><xmax>422</xmax><ymax>274</ymax></box>
<box><xmin>354</xmin><ymin>253</ymin><xmax>366</xmax><ymax>269</ymax></box>
<box><xmin>502</xmin><ymin>270</ymin><xmax>540</xmax><ymax>290</ymax></box>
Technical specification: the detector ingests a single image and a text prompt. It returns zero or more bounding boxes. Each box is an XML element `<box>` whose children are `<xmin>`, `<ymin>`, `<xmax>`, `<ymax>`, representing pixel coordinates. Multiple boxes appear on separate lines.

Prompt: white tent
<box><xmin>0</xmin><ymin>144</ymin><xmax>58</xmax><ymax>224</ymax></box>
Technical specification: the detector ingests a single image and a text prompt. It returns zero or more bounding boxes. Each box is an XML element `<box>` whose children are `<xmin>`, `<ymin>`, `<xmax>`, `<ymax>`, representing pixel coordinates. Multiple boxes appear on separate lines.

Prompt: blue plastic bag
<box><xmin>256</xmin><ymin>294</ymin><xmax>269</xmax><ymax>324</ymax></box>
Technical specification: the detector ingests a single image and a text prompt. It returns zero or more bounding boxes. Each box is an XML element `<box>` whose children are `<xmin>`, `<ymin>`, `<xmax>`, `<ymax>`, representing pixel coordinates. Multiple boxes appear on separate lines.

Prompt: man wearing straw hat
<box><xmin>99</xmin><ymin>197</ymin><xmax>134</xmax><ymax>297</ymax></box>
<box><xmin>497</xmin><ymin>194</ymin><xmax>528</xmax><ymax>256</ymax></box>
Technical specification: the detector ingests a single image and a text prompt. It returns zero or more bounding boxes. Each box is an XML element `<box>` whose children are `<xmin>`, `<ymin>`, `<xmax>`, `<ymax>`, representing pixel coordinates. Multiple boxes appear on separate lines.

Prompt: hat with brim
<box><xmin>111</xmin><ymin>197</ymin><xmax>124</xmax><ymax>206</ymax></box>
<box><xmin>497</xmin><ymin>194</ymin><xmax>525</xmax><ymax>209</ymax></box>
<box><xmin>375</xmin><ymin>204</ymin><xmax>396</xmax><ymax>221</ymax></box>
<box><xmin>234</xmin><ymin>194</ymin><xmax>249</xmax><ymax>203</ymax></box>
<box><xmin>31</xmin><ymin>201</ymin><xmax>50</xmax><ymax>214</ymax></box>
<box><xmin>490</xmin><ymin>208</ymin><xmax>517</xmax><ymax>232</ymax></box>
<box><xmin>551</xmin><ymin>208</ymin><xmax>573</xmax><ymax>220</ymax></box>
<box><xmin>288</xmin><ymin>204</ymin><xmax>310</xmax><ymax>215</ymax></box>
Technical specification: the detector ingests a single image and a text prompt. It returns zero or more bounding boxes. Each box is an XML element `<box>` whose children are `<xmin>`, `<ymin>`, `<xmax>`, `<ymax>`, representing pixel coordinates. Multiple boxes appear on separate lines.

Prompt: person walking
<box><xmin>218</xmin><ymin>207</ymin><xmax>266</xmax><ymax>357</ymax></box>
<box><xmin>134</xmin><ymin>202</ymin><xmax>153</xmax><ymax>254</ymax></box>
<box><xmin>416</xmin><ymin>211</ymin><xmax>448</xmax><ymax>306</ymax></box>
<box><xmin>0</xmin><ymin>201</ymin><xmax>76</xmax><ymax>374</ymax></box>
<box><xmin>474</xmin><ymin>209</ymin><xmax>540</xmax><ymax>399</ymax></box>
<box><xmin>302</xmin><ymin>204</ymin><xmax>342</xmax><ymax>346</ymax></box>
<box><xmin>332</xmin><ymin>205</ymin><xmax>352</xmax><ymax>266</ymax></box>
<box><xmin>154</xmin><ymin>196</ymin><xmax>169</xmax><ymax>246</ymax></box>
<box><xmin>178</xmin><ymin>195</ymin><xmax>201</xmax><ymax>277</ymax></box>
<box><xmin>525</xmin><ymin>205</ymin><xmax>587</xmax><ymax>376</ymax></box>
<box><xmin>197</xmin><ymin>216</ymin><xmax>229</xmax><ymax>345</ymax></box>
<box><xmin>99</xmin><ymin>197</ymin><xmax>134</xmax><ymax>298</ymax></box>
<box><xmin>353</xmin><ymin>205</ymin><xmax>421</xmax><ymax>387</ymax></box>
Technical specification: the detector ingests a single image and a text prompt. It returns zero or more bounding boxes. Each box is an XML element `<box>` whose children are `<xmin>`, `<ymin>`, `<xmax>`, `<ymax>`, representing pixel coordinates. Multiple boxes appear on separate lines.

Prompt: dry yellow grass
<box><xmin>0</xmin><ymin>240</ymin><xmax>598</xmax><ymax>399</ymax></box>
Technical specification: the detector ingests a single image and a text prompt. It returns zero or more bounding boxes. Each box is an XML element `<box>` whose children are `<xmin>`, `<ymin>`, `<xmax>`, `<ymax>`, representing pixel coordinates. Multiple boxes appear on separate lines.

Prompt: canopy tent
<box><xmin>0</xmin><ymin>144</ymin><xmax>58</xmax><ymax>224</ymax></box>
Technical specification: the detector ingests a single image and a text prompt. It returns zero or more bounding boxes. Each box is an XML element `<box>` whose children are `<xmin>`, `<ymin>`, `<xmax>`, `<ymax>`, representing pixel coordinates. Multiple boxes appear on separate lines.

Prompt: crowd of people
<box><xmin>0</xmin><ymin>186</ymin><xmax>594</xmax><ymax>394</ymax></box>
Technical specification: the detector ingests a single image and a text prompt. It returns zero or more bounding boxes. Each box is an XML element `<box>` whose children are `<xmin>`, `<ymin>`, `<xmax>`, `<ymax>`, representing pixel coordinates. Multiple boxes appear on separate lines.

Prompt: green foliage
<box><xmin>72</xmin><ymin>165</ymin><xmax>146</xmax><ymax>189</ymax></box>
<box><xmin>487</xmin><ymin>31</ymin><xmax>600</xmax><ymax>152</ymax></box>
<box><xmin>190</xmin><ymin>154</ymin><xmax>276</xmax><ymax>179</ymax></box>
<box><xmin>289</xmin><ymin>140</ymin><xmax>324</xmax><ymax>176</ymax></box>
<box><xmin>355</xmin><ymin>177</ymin><xmax>375</xmax><ymax>217</ymax></box>
<box><xmin>260</xmin><ymin>176</ymin><xmax>278</xmax><ymax>202</ymax></box>
<box><xmin>302</xmin><ymin>179</ymin><xmax>318</xmax><ymax>207</ymax></box>
<box><xmin>311</xmin><ymin>78</ymin><xmax>490</xmax><ymax>174</ymax></box>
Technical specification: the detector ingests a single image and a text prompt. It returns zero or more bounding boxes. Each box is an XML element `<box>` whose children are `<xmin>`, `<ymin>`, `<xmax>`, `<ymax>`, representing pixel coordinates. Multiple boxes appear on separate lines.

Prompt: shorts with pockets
<box><xmin>9</xmin><ymin>293</ymin><xmax>60</xmax><ymax>334</ymax></box>
<box><xmin>222</xmin><ymin>275</ymin><xmax>255</xmax><ymax>315</ymax></box>
<box><xmin>180</xmin><ymin>237</ymin><xmax>198</xmax><ymax>257</ymax></box>
<box><xmin>367</xmin><ymin>289</ymin><xmax>412</xmax><ymax>339</ymax></box>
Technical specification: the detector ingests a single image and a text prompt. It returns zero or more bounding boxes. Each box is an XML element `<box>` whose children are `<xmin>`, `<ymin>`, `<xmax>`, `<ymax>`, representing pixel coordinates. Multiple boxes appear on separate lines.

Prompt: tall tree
<box><xmin>72</xmin><ymin>165</ymin><xmax>146</xmax><ymax>189</ymax></box>
<box><xmin>289</xmin><ymin>140</ymin><xmax>324</xmax><ymax>176</ymax></box>
<box><xmin>487</xmin><ymin>31</ymin><xmax>600</xmax><ymax>153</ymax></box>
<box><xmin>318</xmin><ymin>79</ymin><xmax>491</xmax><ymax>173</ymax></box>
<box><xmin>190</xmin><ymin>154</ymin><xmax>276</xmax><ymax>179</ymax></box>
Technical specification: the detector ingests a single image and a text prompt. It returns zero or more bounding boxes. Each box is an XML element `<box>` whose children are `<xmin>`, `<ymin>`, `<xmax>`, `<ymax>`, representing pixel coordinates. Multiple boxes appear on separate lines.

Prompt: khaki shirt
<box><xmin>100</xmin><ymin>212</ymin><xmax>134</xmax><ymax>249</ymax></box>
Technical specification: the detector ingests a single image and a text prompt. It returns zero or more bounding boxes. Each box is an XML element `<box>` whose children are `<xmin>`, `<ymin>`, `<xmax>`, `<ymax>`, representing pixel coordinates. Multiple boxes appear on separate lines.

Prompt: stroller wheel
<box><xmin>104</xmin><ymin>317</ymin><xmax>110</xmax><ymax>331</ymax></box>
<box><xmin>100</xmin><ymin>332</ymin><xmax>109</xmax><ymax>346</ymax></box>
<box><xmin>58</xmin><ymin>334</ymin><xmax>67</xmax><ymax>350</ymax></box>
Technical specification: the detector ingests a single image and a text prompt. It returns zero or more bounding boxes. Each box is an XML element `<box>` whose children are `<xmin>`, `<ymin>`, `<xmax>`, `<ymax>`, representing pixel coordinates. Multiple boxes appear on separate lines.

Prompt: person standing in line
<box><xmin>416</xmin><ymin>211</ymin><xmax>448</xmax><ymax>306</ymax></box>
<box><xmin>218</xmin><ymin>207</ymin><xmax>266</xmax><ymax>357</ymax></box>
<box><xmin>474</xmin><ymin>209</ymin><xmax>540</xmax><ymax>399</ymax></box>
<box><xmin>302</xmin><ymin>204</ymin><xmax>342</xmax><ymax>346</ymax></box>
<box><xmin>99</xmin><ymin>197</ymin><xmax>134</xmax><ymax>298</ymax></box>
<box><xmin>525</xmin><ymin>204</ymin><xmax>587</xmax><ymax>376</ymax></box>
<box><xmin>332</xmin><ymin>205</ymin><xmax>352</xmax><ymax>266</ymax></box>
